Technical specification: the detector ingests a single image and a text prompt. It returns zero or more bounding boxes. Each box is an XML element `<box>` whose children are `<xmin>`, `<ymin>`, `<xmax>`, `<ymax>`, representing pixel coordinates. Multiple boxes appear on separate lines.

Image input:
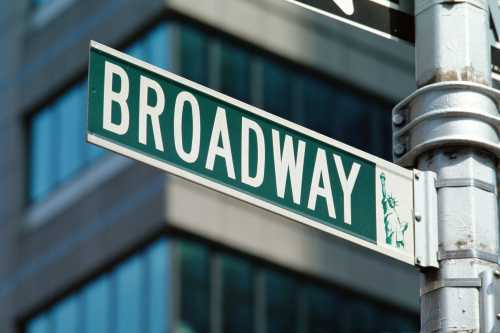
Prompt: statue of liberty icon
<box><xmin>380</xmin><ymin>172</ymin><xmax>408</xmax><ymax>248</ymax></box>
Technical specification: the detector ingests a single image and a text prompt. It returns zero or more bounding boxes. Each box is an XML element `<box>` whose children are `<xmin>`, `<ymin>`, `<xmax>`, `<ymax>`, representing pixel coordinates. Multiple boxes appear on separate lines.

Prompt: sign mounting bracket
<box><xmin>413</xmin><ymin>170</ymin><xmax>439</xmax><ymax>269</ymax></box>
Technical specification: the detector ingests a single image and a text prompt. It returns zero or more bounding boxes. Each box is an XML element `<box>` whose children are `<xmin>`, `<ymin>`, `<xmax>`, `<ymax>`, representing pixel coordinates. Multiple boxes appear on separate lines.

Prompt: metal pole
<box><xmin>394</xmin><ymin>0</ymin><xmax>500</xmax><ymax>331</ymax></box>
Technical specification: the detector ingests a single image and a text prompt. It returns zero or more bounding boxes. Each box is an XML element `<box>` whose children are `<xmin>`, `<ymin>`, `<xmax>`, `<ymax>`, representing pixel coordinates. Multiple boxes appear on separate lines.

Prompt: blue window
<box><xmin>29</xmin><ymin>81</ymin><xmax>104</xmax><ymax>203</ymax></box>
<box><xmin>347</xmin><ymin>300</ymin><xmax>379</xmax><ymax>332</ymax></box>
<box><xmin>179</xmin><ymin>241</ymin><xmax>210</xmax><ymax>333</ymax></box>
<box><xmin>30</xmin><ymin>106</ymin><xmax>57</xmax><ymax>201</ymax></box>
<box><xmin>147</xmin><ymin>23</ymin><xmax>171</xmax><ymax>70</ymax></box>
<box><xmin>305</xmin><ymin>285</ymin><xmax>346</xmax><ymax>332</ymax></box>
<box><xmin>180</xmin><ymin>25</ymin><xmax>209</xmax><ymax>85</ymax></box>
<box><xmin>221</xmin><ymin>255</ymin><xmax>254</xmax><ymax>333</ymax></box>
<box><xmin>52</xmin><ymin>294</ymin><xmax>81</xmax><ymax>333</ymax></box>
<box><xmin>84</xmin><ymin>80</ymin><xmax>107</xmax><ymax>164</ymax></box>
<box><xmin>301</xmin><ymin>75</ymin><xmax>339</xmax><ymax>140</ymax></box>
<box><xmin>26</xmin><ymin>314</ymin><xmax>50</xmax><ymax>333</ymax></box>
<box><xmin>24</xmin><ymin>236</ymin><xmax>417</xmax><ymax>333</ymax></box>
<box><xmin>32</xmin><ymin>0</ymin><xmax>54</xmax><ymax>9</ymax></box>
<box><xmin>82</xmin><ymin>276</ymin><xmax>111</xmax><ymax>333</ymax></box>
<box><xmin>56</xmin><ymin>84</ymin><xmax>85</xmax><ymax>182</ymax></box>
<box><xmin>262</xmin><ymin>59</ymin><xmax>293</xmax><ymax>119</ymax></box>
<box><xmin>28</xmin><ymin>23</ymin><xmax>171</xmax><ymax>203</ymax></box>
<box><xmin>266</xmin><ymin>270</ymin><xmax>298</xmax><ymax>333</ymax></box>
<box><xmin>220</xmin><ymin>42</ymin><xmax>251</xmax><ymax>103</ymax></box>
<box><xmin>115</xmin><ymin>255</ymin><xmax>145</xmax><ymax>333</ymax></box>
<box><xmin>298</xmin><ymin>74</ymin><xmax>392</xmax><ymax>161</ymax></box>
<box><xmin>147</xmin><ymin>239</ymin><xmax>170</xmax><ymax>333</ymax></box>
<box><xmin>24</xmin><ymin>238</ymin><xmax>169</xmax><ymax>333</ymax></box>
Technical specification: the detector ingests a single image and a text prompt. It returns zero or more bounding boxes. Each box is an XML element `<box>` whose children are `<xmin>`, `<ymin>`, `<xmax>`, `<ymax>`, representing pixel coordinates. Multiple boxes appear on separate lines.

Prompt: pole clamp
<box><xmin>392</xmin><ymin>81</ymin><xmax>500</xmax><ymax>167</ymax></box>
<box><xmin>420</xmin><ymin>277</ymin><xmax>482</xmax><ymax>296</ymax></box>
<box><xmin>435</xmin><ymin>177</ymin><xmax>496</xmax><ymax>194</ymax></box>
<box><xmin>438</xmin><ymin>249</ymin><xmax>500</xmax><ymax>265</ymax></box>
<box><xmin>420</xmin><ymin>271</ymin><xmax>500</xmax><ymax>331</ymax></box>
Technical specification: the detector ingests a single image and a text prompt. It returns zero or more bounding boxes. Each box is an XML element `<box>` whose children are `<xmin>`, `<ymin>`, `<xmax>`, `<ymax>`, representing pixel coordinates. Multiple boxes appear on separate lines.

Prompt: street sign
<box><xmin>87</xmin><ymin>41</ymin><xmax>415</xmax><ymax>265</ymax></box>
<box><xmin>284</xmin><ymin>0</ymin><xmax>415</xmax><ymax>43</ymax></box>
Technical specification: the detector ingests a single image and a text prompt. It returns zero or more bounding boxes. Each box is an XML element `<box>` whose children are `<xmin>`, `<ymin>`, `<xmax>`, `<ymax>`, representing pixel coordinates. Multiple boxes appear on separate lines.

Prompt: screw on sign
<box><xmin>87</xmin><ymin>41</ymin><xmax>417</xmax><ymax>266</ymax></box>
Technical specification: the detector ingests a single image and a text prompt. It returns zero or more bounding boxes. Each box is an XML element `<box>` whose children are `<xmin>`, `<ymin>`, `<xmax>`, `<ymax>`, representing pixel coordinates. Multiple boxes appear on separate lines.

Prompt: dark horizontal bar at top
<box><xmin>292</xmin><ymin>0</ymin><xmax>415</xmax><ymax>43</ymax></box>
<box><xmin>491</xmin><ymin>45</ymin><xmax>500</xmax><ymax>76</ymax></box>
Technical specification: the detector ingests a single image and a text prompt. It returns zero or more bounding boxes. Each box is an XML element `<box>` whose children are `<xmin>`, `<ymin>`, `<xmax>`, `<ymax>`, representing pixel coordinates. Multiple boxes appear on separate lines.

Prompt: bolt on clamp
<box><xmin>392</xmin><ymin>81</ymin><xmax>500</xmax><ymax>167</ymax></box>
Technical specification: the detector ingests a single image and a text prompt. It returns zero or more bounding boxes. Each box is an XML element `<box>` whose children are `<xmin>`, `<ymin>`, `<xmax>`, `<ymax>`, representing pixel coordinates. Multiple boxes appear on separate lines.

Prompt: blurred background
<box><xmin>0</xmin><ymin>0</ymin><xmax>419</xmax><ymax>332</ymax></box>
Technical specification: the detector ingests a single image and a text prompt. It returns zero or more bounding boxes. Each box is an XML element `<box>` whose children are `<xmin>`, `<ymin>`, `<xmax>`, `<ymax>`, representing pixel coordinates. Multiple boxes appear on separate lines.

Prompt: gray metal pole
<box><xmin>394</xmin><ymin>0</ymin><xmax>500</xmax><ymax>331</ymax></box>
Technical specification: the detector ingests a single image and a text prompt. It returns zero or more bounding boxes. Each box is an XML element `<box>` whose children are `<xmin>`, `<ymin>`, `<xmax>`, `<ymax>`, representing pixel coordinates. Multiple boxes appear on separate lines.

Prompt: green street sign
<box><xmin>87</xmin><ymin>41</ymin><xmax>415</xmax><ymax>265</ymax></box>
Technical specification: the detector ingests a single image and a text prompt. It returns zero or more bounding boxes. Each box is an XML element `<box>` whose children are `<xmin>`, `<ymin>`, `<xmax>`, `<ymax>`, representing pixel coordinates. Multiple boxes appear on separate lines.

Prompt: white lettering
<box><xmin>272</xmin><ymin>130</ymin><xmax>306</xmax><ymax>205</ymax></box>
<box><xmin>334</xmin><ymin>154</ymin><xmax>360</xmax><ymax>225</ymax></box>
<box><xmin>174</xmin><ymin>91</ymin><xmax>201</xmax><ymax>163</ymax></box>
<box><xmin>103</xmin><ymin>61</ymin><xmax>130</xmax><ymax>135</ymax></box>
<box><xmin>205</xmin><ymin>107</ymin><xmax>236</xmax><ymax>179</ymax></box>
<box><xmin>307</xmin><ymin>148</ymin><xmax>336</xmax><ymax>219</ymax></box>
<box><xmin>139</xmin><ymin>76</ymin><xmax>165</xmax><ymax>151</ymax></box>
<box><xmin>241</xmin><ymin>118</ymin><xmax>265</xmax><ymax>187</ymax></box>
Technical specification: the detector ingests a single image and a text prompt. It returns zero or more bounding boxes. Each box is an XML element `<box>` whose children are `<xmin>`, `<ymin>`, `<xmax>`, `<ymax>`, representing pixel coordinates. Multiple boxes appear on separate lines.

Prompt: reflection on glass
<box><xmin>126</xmin><ymin>39</ymin><xmax>148</xmax><ymax>62</ymax></box>
<box><xmin>378</xmin><ymin>311</ymin><xmax>419</xmax><ymax>333</ymax></box>
<box><xmin>367</xmin><ymin>104</ymin><xmax>392</xmax><ymax>160</ymax></box>
<box><xmin>180</xmin><ymin>25</ymin><xmax>209</xmax><ymax>85</ymax></box>
<box><xmin>298</xmin><ymin>73</ymin><xmax>393</xmax><ymax>160</ymax></box>
<box><xmin>29</xmin><ymin>21</ymin><xmax>175</xmax><ymax>202</ymax></box>
<box><xmin>301</xmin><ymin>76</ymin><xmax>336</xmax><ymax>138</ymax></box>
<box><xmin>30</xmin><ymin>106</ymin><xmax>56</xmax><ymax>202</ymax></box>
<box><xmin>220</xmin><ymin>42</ymin><xmax>251</xmax><ymax>103</ymax></box>
<box><xmin>82</xmin><ymin>276</ymin><xmax>111</xmax><ymax>333</ymax></box>
<box><xmin>147</xmin><ymin>239</ymin><xmax>169</xmax><ymax>333</ymax></box>
<box><xmin>24</xmin><ymin>238</ymin><xmax>169</xmax><ymax>332</ymax></box>
<box><xmin>32</xmin><ymin>0</ymin><xmax>53</xmax><ymax>9</ymax></box>
<box><xmin>147</xmin><ymin>23</ymin><xmax>171</xmax><ymax>69</ymax></box>
<box><xmin>52</xmin><ymin>294</ymin><xmax>80</xmax><ymax>333</ymax></box>
<box><xmin>115</xmin><ymin>254</ymin><xmax>145</xmax><ymax>333</ymax></box>
<box><xmin>266</xmin><ymin>270</ymin><xmax>297</xmax><ymax>333</ymax></box>
<box><xmin>221</xmin><ymin>255</ymin><xmax>253</xmax><ymax>333</ymax></box>
<box><xmin>179</xmin><ymin>241</ymin><xmax>210</xmax><ymax>333</ymax></box>
<box><xmin>347</xmin><ymin>300</ymin><xmax>377</xmax><ymax>333</ymax></box>
<box><xmin>332</xmin><ymin>88</ymin><xmax>367</xmax><ymax>151</ymax></box>
<box><xmin>57</xmin><ymin>86</ymin><xmax>84</xmax><ymax>182</ymax></box>
<box><xmin>23</xmin><ymin>235</ymin><xmax>418</xmax><ymax>333</ymax></box>
<box><xmin>305</xmin><ymin>285</ymin><xmax>345</xmax><ymax>333</ymax></box>
<box><xmin>262</xmin><ymin>59</ymin><xmax>293</xmax><ymax>119</ymax></box>
<box><xmin>26</xmin><ymin>314</ymin><xmax>50</xmax><ymax>333</ymax></box>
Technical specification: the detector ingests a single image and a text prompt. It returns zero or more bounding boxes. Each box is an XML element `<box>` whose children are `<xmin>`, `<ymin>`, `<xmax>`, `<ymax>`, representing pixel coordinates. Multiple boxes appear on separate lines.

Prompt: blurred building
<box><xmin>0</xmin><ymin>0</ymin><xmax>419</xmax><ymax>332</ymax></box>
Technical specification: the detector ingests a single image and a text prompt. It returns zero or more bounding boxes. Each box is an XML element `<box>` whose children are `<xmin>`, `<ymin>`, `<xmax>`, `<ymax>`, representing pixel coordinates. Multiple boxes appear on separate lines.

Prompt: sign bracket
<box><xmin>413</xmin><ymin>170</ymin><xmax>439</xmax><ymax>269</ymax></box>
<box><xmin>479</xmin><ymin>269</ymin><xmax>500</xmax><ymax>332</ymax></box>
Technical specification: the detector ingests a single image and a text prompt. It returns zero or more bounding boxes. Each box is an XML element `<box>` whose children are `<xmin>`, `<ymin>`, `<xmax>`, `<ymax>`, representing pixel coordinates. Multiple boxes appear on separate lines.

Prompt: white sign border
<box><xmin>87</xmin><ymin>40</ymin><xmax>415</xmax><ymax>265</ymax></box>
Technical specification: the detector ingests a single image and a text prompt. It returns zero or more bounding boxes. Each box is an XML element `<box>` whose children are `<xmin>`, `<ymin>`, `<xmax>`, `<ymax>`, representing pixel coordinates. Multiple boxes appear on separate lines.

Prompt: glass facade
<box><xmin>26</xmin><ymin>237</ymin><xmax>418</xmax><ymax>333</ymax></box>
<box><xmin>24</xmin><ymin>18</ymin><xmax>411</xmax><ymax>333</ymax></box>
<box><xmin>221</xmin><ymin>255</ymin><xmax>254</xmax><ymax>333</ymax></box>
<box><xmin>27</xmin><ymin>23</ymin><xmax>171</xmax><ymax>203</ymax></box>
<box><xmin>178</xmin><ymin>241</ymin><xmax>211</xmax><ymax>333</ymax></box>
<box><xmin>266</xmin><ymin>270</ymin><xmax>298</xmax><ymax>333</ymax></box>
<box><xmin>32</xmin><ymin>0</ymin><xmax>56</xmax><ymax>9</ymax></box>
<box><xmin>25</xmin><ymin>238</ymin><xmax>169</xmax><ymax>333</ymax></box>
<box><xmin>27</xmin><ymin>19</ymin><xmax>392</xmax><ymax>203</ymax></box>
